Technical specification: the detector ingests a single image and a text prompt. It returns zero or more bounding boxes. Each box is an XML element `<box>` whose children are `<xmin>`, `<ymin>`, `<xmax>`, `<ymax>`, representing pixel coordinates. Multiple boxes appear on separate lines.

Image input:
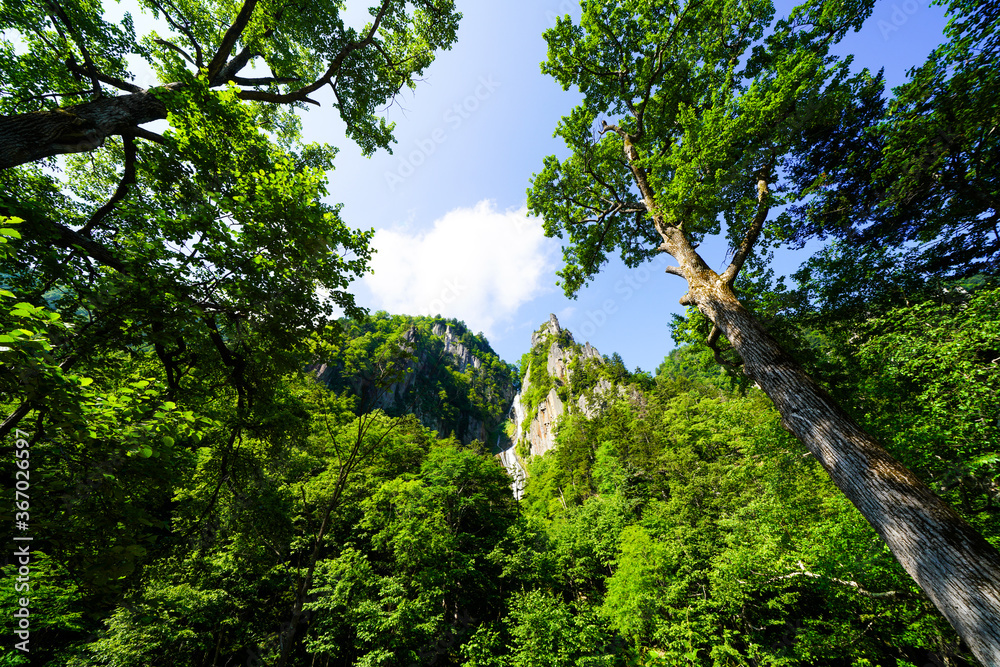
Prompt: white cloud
<box><xmin>362</xmin><ymin>200</ymin><xmax>560</xmax><ymax>335</ymax></box>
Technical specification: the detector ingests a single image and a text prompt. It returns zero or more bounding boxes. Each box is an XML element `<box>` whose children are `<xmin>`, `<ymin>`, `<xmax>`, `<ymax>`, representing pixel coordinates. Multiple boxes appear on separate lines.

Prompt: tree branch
<box><xmin>707</xmin><ymin>325</ymin><xmax>742</xmax><ymax>368</ymax></box>
<box><xmin>0</xmin><ymin>353</ymin><xmax>77</xmax><ymax>441</ymax></box>
<box><xmin>236</xmin><ymin>89</ymin><xmax>320</xmax><ymax>106</ymax></box>
<box><xmin>204</xmin><ymin>316</ymin><xmax>248</xmax><ymax>408</ymax></box>
<box><xmin>231</xmin><ymin>75</ymin><xmax>300</xmax><ymax>87</ymax></box>
<box><xmin>664</xmin><ymin>264</ymin><xmax>685</xmax><ymax>278</ymax></box>
<box><xmin>45</xmin><ymin>218</ymin><xmax>130</xmax><ymax>273</ymax></box>
<box><xmin>154</xmin><ymin>38</ymin><xmax>196</xmax><ymax>66</ymax></box>
<box><xmin>0</xmin><ymin>402</ymin><xmax>33</xmax><ymax>442</ymax></box>
<box><xmin>721</xmin><ymin>176</ymin><xmax>770</xmax><ymax>286</ymax></box>
<box><xmin>0</xmin><ymin>86</ymin><xmax>176</xmax><ymax>170</ymax></box>
<box><xmin>763</xmin><ymin>561</ymin><xmax>923</xmax><ymax>600</ymax></box>
<box><xmin>147</xmin><ymin>0</ymin><xmax>205</xmax><ymax>69</ymax></box>
<box><xmin>47</xmin><ymin>1</ymin><xmax>102</xmax><ymax>98</ymax></box>
<box><xmin>188</xmin><ymin>427</ymin><xmax>241</xmax><ymax>538</ymax></box>
<box><xmin>79</xmin><ymin>135</ymin><xmax>136</xmax><ymax>236</ymax></box>
<box><xmin>65</xmin><ymin>59</ymin><xmax>145</xmax><ymax>93</ymax></box>
<box><xmin>238</xmin><ymin>0</ymin><xmax>393</xmax><ymax>105</ymax></box>
<box><xmin>131</xmin><ymin>127</ymin><xmax>165</xmax><ymax>144</ymax></box>
<box><xmin>212</xmin><ymin>45</ymin><xmax>256</xmax><ymax>86</ymax></box>
<box><xmin>205</xmin><ymin>0</ymin><xmax>261</xmax><ymax>84</ymax></box>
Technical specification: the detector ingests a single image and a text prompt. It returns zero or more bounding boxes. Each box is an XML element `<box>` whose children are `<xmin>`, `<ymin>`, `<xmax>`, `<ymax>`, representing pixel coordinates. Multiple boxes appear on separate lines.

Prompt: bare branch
<box><xmin>45</xmin><ymin>219</ymin><xmax>130</xmax><ymax>273</ymax></box>
<box><xmin>212</xmin><ymin>45</ymin><xmax>256</xmax><ymax>86</ymax></box>
<box><xmin>664</xmin><ymin>264</ymin><xmax>685</xmax><ymax>278</ymax></box>
<box><xmin>148</xmin><ymin>0</ymin><xmax>205</xmax><ymax>68</ymax></box>
<box><xmin>131</xmin><ymin>127</ymin><xmax>165</xmax><ymax>144</ymax></box>
<box><xmin>231</xmin><ymin>75</ymin><xmax>300</xmax><ymax>87</ymax></box>
<box><xmin>154</xmin><ymin>38</ymin><xmax>196</xmax><ymax>65</ymax></box>
<box><xmin>46</xmin><ymin>1</ymin><xmax>102</xmax><ymax>97</ymax></box>
<box><xmin>600</xmin><ymin>119</ymin><xmax>622</xmax><ymax>136</ymax></box>
<box><xmin>65</xmin><ymin>58</ymin><xmax>146</xmax><ymax>93</ymax></box>
<box><xmin>0</xmin><ymin>402</ymin><xmax>34</xmax><ymax>442</ymax></box>
<box><xmin>721</xmin><ymin>176</ymin><xmax>770</xmax><ymax>286</ymax></box>
<box><xmin>760</xmin><ymin>561</ymin><xmax>923</xmax><ymax>600</ymax></box>
<box><xmin>238</xmin><ymin>90</ymin><xmax>320</xmax><ymax>106</ymax></box>
<box><xmin>80</xmin><ymin>134</ymin><xmax>136</xmax><ymax>235</ymax></box>
<box><xmin>205</xmin><ymin>0</ymin><xmax>261</xmax><ymax>84</ymax></box>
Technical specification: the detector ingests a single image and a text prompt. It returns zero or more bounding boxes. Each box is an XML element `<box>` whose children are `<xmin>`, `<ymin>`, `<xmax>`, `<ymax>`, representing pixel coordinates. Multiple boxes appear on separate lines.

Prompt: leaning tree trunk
<box><xmin>682</xmin><ymin>266</ymin><xmax>1000</xmax><ymax>663</ymax></box>
<box><xmin>0</xmin><ymin>90</ymin><xmax>169</xmax><ymax>170</ymax></box>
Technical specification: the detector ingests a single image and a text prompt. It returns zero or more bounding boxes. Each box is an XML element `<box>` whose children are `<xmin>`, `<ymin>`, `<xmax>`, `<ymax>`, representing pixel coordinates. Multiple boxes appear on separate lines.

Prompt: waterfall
<box><xmin>496</xmin><ymin>403</ymin><xmax>527</xmax><ymax>501</ymax></box>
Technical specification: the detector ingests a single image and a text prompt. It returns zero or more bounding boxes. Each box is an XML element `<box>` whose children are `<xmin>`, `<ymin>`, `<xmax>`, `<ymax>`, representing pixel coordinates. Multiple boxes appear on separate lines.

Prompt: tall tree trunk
<box><xmin>0</xmin><ymin>90</ymin><xmax>169</xmax><ymax>170</ymax></box>
<box><xmin>677</xmin><ymin>255</ymin><xmax>1000</xmax><ymax>663</ymax></box>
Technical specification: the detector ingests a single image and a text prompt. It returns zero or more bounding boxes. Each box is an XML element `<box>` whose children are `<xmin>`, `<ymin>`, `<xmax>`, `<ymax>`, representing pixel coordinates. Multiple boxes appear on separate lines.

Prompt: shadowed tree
<box><xmin>0</xmin><ymin>1</ymin><xmax>459</xmax><ymax>661</ymax></box>
<box><xmin>0</xmin><ymin>0</ymin><xmax>460</xmax><ymax>435</ymax></box>
<box><xmin>0</xmin><ymin>0</ymin><xmax>460</xmax><ymax>167</ymax></box>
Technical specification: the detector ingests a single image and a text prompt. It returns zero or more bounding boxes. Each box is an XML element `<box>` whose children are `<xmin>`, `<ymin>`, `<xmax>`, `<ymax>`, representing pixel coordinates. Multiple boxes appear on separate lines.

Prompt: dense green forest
<box><xmin>1</xmin><ymin>0</ymin><xmax>999</xmax><ymax>665</ymax></box>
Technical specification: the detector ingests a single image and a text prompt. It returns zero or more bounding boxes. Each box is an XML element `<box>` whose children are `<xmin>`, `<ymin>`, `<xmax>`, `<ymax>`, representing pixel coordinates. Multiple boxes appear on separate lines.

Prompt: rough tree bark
<box><xmin>655</xmin><ymin>203</ymin><xmax>1000</xmax><ymax>665</ymax></box>
<box><xmin>609</xmin><ymin>115</ymin><xmax>1000</xmax><ymax>657</ymax></box>
<box><xmin>0</xmin><ymin>89</ymin><xmax>171</xmax><ymax>169</ymax></box>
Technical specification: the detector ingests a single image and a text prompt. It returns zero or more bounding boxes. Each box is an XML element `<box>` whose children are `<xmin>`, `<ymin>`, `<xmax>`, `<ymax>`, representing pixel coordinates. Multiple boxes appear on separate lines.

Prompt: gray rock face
<box><xmin>509</xmin><ymin>314</ymin><xmax>646</xmax><ymax>468</ymax></box>
<box><xmin>527</xmin><ymin>387</ymin><xmax>564</xmax><ymax>456</ymax></box>
<box><xmin>576</xmin><ymin>376</ymin><xmax>614</xmax><ymax>419</ymax></box>
<box><xmin>547</xmin><ymin>339</ymin><xmax>572</xmax><ymax>385</ymax></box>
<box><xmin>512</xmin><ymin>314</ymin><xmax>603</xmax><ymax>459</ymax></box>
<box><xmin>432</xmin><ymin>322</ymin><xmax>482</xmax><ymax>371</ymax></box>
<box><xmin>576</xmin><ymin>378</ymin><xmax>645</xmax><ymax>419</ymax></box>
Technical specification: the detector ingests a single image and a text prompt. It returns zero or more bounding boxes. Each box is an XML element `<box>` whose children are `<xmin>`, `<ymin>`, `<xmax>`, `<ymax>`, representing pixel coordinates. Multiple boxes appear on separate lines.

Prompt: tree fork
<box><xmin>678</xmin><ymin>261</ymin><xmax>1000</xmax><ymax>662</ymax></box>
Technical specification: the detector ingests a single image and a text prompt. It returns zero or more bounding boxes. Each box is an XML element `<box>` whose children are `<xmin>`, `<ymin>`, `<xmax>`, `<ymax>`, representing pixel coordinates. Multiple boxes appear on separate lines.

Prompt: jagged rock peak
<box><xmin>509</xmin><ymin>315</ymin><xmax>646</xmax><ymax>465</ymax></box>
<box><xmin>531</xmin><ymin>313</ymin><xmax>573</xmax><ymax>349</ymax></box>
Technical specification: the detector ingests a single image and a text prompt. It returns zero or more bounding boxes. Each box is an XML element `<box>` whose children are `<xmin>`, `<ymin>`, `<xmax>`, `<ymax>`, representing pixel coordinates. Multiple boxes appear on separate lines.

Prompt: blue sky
<box><xmin>113</xmin><ymin>0</ymin><xmax>953</xmax><ymax>372</ymax></box>
<box><xmin>308</xmin><ymin>0</ymin><xmax>953</xmax><ymax>372</ymax></box>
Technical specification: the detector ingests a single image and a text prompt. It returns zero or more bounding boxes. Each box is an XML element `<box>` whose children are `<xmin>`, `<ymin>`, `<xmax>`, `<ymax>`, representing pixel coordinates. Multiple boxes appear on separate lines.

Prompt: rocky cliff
<box><xmin>311</xmin><ymin>313</ymin><xmax>644</xmax><ymax>501</ymax></box>
<box><xmin>311</xmin><ymin>315</ymin><xmax>516</xmax><ymax>446</ymax></box>
<box><xmin>494</xmin><ymin>314</ymin><xmax>645</xmax><ymax>498</ymax></box>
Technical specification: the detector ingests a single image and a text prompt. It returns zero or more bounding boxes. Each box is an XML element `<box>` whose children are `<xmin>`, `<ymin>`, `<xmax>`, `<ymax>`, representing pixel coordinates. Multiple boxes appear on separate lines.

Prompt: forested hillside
<box><xmin>2</xmin><ymin>302</ymin><xmax>997</xmax><ymax>665</ymax></box>
<box><xmin>489</xmin><ymin>301</ymin><xmax>1000</xmax><ymax>666</ymax></box>
<box><xmin>2</xmin><ymin>0</ymin><xmax>999</xmax><ymax>665</ymax></box>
